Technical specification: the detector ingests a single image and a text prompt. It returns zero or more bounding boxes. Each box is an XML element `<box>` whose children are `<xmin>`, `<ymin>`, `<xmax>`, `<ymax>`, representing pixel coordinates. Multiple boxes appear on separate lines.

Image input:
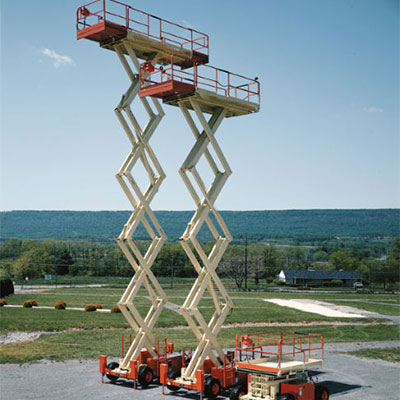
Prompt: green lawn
<box><xmin>1</xmin><ymin>324</ymin><xmax>399</xmax><ymax>364</ymax></box>
<box><xmin>23</xmin><ymin>286</ymin><xmax>400</xmax><ymax>302</ymax></box>
<box><xmin>347</xmin><ymin>347</ymin><xmax>400</xmax><ymax>363</ymax></box>
<box><xmin>1</xmin><ymin>287</ymin><xmax>398</xmax><ymax>364</ymax></box>
<box><xmin>0</xmin><ymin>297</ymin><xmax>381</xmax><ymax>335</ymax></box>
<box><xmin>0</xmin><ymin>307</ymin><xmax>186</xmax><ymax>333</ymax></box>
<box><xmin>329</xmin><ymin>301</ymin><xmax>400</xmax><ymax>316</ymax></box>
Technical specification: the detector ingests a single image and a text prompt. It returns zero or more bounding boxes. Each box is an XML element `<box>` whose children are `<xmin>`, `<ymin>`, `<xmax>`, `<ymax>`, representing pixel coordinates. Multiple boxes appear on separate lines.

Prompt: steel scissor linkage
<box><xmin>113</xmin><ymin>41</ymin><xmax>172</xmax><ymax>370</ymax></box>
<box><xmin>177</xmin><ymin>99</ymin><xmax>233</xmax><ymax>382</ymax></box>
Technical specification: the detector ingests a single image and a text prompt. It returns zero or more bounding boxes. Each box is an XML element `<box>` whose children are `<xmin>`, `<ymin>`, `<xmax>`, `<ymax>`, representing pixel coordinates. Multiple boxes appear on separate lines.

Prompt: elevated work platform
<box><xmin>76</xmin><ymin>0</ymin><xmax>209</xmax><ymax>67</ymax></box>
<box><xmin>139</xmin><ymin>56</ymin><xmax>260</xmax><ymax>117</ymax></box>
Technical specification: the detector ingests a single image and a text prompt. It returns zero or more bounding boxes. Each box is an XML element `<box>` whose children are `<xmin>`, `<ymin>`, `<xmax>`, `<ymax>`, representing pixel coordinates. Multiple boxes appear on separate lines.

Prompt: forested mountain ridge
<box><xmin>1</xmin><ymin>209</ymin><xmax>398</xmax><ymax>242</ymax></box>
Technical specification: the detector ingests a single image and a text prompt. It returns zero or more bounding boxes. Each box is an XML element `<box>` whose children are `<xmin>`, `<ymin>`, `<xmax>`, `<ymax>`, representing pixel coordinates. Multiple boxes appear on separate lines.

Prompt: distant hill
<box><xmin>0</xmin><ymin>209</ymin><xmax>399</xmax><ymax>242</ymax></box>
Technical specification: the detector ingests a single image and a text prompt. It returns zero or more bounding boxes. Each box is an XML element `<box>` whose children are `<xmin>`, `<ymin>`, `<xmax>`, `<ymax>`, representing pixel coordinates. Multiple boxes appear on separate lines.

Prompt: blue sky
<box><xmin>1</xmin><ymin>0</ymin><xmax>398</xmax><ymax>211</ymax></box>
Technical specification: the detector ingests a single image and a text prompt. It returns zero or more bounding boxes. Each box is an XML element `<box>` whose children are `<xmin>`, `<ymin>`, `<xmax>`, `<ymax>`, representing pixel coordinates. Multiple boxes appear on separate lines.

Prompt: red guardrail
<box><xmin>235</xmin><ymin>331</ymin><xmax>324</xmax><ymax>369</ymax></box>
<box><xmin>139</xmin><ymin>56</ymin><xmax>260</xmax><ymax>104</ymax></box>
<box><xmin>76</xmin><ymin>0</ymin><xmax>209</xmax><ymax>54</ymax></box>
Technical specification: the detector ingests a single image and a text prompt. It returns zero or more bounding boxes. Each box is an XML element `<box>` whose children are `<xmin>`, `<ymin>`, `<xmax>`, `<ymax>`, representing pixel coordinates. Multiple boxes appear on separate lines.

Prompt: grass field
<box><xmin>1</xmin><ymin>287</ymin><xmax>399</xmax><ymax>364</ymax></box>
<box><xmin>1</xmin><ymin>292</ymin><xmax>389</xmax><ymax>333</ymax></box>
<box><xmin>347</xmin><ymin>347</ymin><xmax>400</xmax><ymax>363</ymax></box>
<box><xmin>1</xmin><ymin>323</ymin><xmax>399</xmax><ymax>364</ymax></box>
<box><xmin>29</xmin><ymin>286</ymin><xmax>400</xmax><ymax>301</ymax></box>
<box><xmin>329</xmin><ymin>300</ymin><xmax>400</xmax><ymax>316</ymax></box>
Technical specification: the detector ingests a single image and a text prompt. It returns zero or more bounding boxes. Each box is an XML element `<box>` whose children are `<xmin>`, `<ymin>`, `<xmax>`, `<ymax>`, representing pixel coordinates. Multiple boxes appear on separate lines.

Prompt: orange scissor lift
<box><xmin>234</xmin><ymin>331</ymin><xmax>328</xmax><ymax>400</ymax></box>
<box><xmin>77</xmin><ymin>2</ymin><xmax>327</xmax><ymax>400</ymax></box>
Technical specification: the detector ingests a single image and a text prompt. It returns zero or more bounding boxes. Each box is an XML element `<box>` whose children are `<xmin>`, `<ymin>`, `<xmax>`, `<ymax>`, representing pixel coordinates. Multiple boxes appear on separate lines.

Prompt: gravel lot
<box><xmin>1</xmin><ymin>341</ymin><xmax>399</xmax><ymax>400</ymax></box>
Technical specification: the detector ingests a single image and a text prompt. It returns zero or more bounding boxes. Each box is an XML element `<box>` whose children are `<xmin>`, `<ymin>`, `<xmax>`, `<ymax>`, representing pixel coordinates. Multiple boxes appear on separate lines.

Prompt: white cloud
<box><xmin>41</xmin><ymin>48</ymin><xmax>75</xmax><ymax>68</ymax></box>
<box><xmin>181</xmin><ymin>20</ymin><xmax>194</xmax><ymax>29</ymax></box>
<box><xmin>363</xmin><ymin>106</ymin><xmax>384</xmax><ymax>113</ymax></box>
<box><xmin>181</xmin><ymin>19</ymin><xmax>203</xmax><ymax>32</ymax></box>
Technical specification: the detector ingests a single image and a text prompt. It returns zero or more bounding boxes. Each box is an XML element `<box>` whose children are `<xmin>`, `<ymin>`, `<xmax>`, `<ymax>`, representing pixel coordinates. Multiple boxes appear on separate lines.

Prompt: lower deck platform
<box><xmin>162</xmin><ymin>88</ymin><xmax>260</xmax><ymax>117</ymax></box>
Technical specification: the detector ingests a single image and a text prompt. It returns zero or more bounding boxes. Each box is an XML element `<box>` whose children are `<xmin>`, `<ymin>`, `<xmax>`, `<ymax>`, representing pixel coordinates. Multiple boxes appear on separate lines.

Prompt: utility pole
<box><xmin>171</xmin><ymin>262</ymin><xmax>174</xmax><ymax>289</ymax></box>
<box><xmin>244</xmin><ymin>233</ymin><xmax>248</xmax><ymax>291</ymax></box>
<box><xmin>170</xmin><ymin>255</ymin><xmax>175</xmax><ymax>289</ymax></box>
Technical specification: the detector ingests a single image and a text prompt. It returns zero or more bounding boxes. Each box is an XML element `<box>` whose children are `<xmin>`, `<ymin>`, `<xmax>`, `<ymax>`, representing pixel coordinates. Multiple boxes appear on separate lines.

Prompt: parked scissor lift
<box><xmin>159</xmin><ymin>330</ymin><xmax>328</xmax><ymax>400</ymax></box>
<box><xmin>99</xmin><ymin>335</ymin><xmax>193</xmax><ymax>389</ymax></box>
<box><xmin>159</xmin><ymin>350</ymin><xmax>239</xmax><ymax>399</ymax></box>
<box><xmin>234</xmin><ymin>331</ymin><xmax>329</xmax><ymax>400</ymax></box>
<box><xmin>76</xmin><ymin>0</ymin><xmax>214</xmax><ymax>389</ymax></box>
<box><xmin>77</xmin><ymin>3</ymin><xmax>329</xmax><ymax>400</ymax></box>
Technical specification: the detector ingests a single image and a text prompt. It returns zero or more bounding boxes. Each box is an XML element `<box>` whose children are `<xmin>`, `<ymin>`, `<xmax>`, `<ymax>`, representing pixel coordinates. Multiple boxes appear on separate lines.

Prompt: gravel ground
<box><xmin>0</xmin><ymin>332</ymin><xmax>45</xmax><ymax>346</ymax></box>
<box><xmin>1</xmin><ymin>341</ymin><xmax>399</xmax><ymax>400</ymax></box>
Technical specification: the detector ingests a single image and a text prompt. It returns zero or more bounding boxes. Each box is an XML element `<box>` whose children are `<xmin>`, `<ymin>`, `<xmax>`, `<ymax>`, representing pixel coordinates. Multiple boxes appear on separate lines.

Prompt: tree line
<box><xmin>0</xmin><ymin>237</ymin><xmax>398</xmax><ymax>289</ymax></box>
<box><xmin>1</xmin><ymin>209</ymin><xmax>399</xmax><ymax>241</ymax></box>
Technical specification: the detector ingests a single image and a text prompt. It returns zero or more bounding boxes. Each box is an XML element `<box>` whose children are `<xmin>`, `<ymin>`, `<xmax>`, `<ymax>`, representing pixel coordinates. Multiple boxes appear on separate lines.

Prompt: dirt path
<box><xmin>264</xmin><ymin>298</ymin><xmax>368</xmax><ymax>318</ymax></box>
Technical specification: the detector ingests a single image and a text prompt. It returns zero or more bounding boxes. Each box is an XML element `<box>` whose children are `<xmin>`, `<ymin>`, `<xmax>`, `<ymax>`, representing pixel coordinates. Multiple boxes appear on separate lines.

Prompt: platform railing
<box><xmin>235</xmin><ymin>331</ymin><xmax>324</xmax><ymax>369</ymax></box>
<box><xmin>76</xmin><ymin>0</ymin><xmax>209</xmax><ymax>54</ymax></box>
<box><xmin>139</xmin><ymin>56</ymin><xmax>260</xmax><ymax>104</ymax></box>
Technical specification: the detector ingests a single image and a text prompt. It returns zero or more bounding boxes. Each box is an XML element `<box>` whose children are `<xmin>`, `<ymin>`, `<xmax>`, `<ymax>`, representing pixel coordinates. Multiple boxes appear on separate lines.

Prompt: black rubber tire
<box><xmin>138</xmin><ymin>365</ymin><xmax>154</xmax><ymax>387</ymax></box>
<box><xmin>204</xmin><ymin>376</ymin><xmax>221</xmax><ymax>399</ymax></box>
<box><xmin>279</xmin><ymin>394</ymin><xmax>296</xmax><ymax>400</ymax></box>
<box><xmin>167</xmin><ymin>369</ymin><xmax>181</xmax><ymax>392</ymax></box>
<box><xmin>105</xmin><ymin>361</ymin><xmax>120</xmax><ymax>382</ymax></box>
<box><xmin>230</xmin><ymin>383</ymin><xmax>247</xmax><ymax>400</ymax></box>
<box><xmin>315</xmin><ymin>384</ymin><xmax>329</xmax><ymax>400</ymax></box>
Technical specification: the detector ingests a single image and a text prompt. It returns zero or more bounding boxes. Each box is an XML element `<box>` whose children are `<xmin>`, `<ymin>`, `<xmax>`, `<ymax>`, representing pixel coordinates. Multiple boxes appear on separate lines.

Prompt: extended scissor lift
<box><xmin>77</xmin><ymin>2</ymin><xmax>328</xmax><ymax>400</ymax></box>
<box><xmin>139</xmin><ymin>55</ymin><xmax>259</xmax><ymax>399</ymax></box>
<box><xmin>77</xmin><ymin>0</ymin><xmax>212</xmax><ymax>388</ymax></box>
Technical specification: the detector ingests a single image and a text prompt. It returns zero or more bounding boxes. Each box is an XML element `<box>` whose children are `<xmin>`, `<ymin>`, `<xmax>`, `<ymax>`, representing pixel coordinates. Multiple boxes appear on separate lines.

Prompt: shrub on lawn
<box><xmin>23</xmin><ymin>299</ymin><xmax>38</xmax><ymax>308</ymax></box>
<box><xmin>54</xmin><ymin>300</ymin><xmax>67</xmax><ymax>310</ymax></box>
<box><xmin>326</xmin><ymin>279</ymin><xmax>344</xmax><ymax>287</ymax></box>
<box><xmin>95</xmin><ymin>304</ymin><xmax>102</xmax><ymax>309</ymax></box>
<box><xmin>110</xmin><ymin>305</ymin><xmax>121</xmax><ymax>313</ymax></box>
<box><xmin>85</xmin><ymin>304</ymin><xmax>97</xmax><ymax>312</ymax></box>
<box><xmin>0</xmin><ymin>278</ymin><xmax>14</xmax><ymax>297</ymax></box>
<box><xmin>0</xmin><ymin>299</ymin><xmax>8</xmax><ymax>307</ymax></box>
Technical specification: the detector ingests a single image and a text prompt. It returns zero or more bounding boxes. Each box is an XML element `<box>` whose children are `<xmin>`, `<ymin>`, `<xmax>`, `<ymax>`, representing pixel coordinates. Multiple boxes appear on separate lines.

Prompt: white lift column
<box><xmin>177</xmin><ymin>98</ymin><xmax>233</xmax><ymax>382</ymax></box>
<box><xmin>112</xmin><ymin>40</ymin><xmax>169</xmax><ymax>370</ymax></box>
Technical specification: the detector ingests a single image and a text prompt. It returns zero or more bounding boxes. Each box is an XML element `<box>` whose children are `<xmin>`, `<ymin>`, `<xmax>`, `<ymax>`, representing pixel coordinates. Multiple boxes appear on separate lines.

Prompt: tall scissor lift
<box><xmin>77</xmin><ymin>0</ymin><xmax>213</xmax><ymax>388</ymax></box>
<box><xmin>138</xmin><ymin>57</ymin><xmax>259</xmax><ymax>398</ymax></box>
<box><xmin>75</xmin><ymin>4</ymin><xmax>327</xmax><ymax>400</ymax></box>
<box><xmin>77</xmin><ymin>3</ymin><xmax>329</xmax><ymax>400</ymax></box>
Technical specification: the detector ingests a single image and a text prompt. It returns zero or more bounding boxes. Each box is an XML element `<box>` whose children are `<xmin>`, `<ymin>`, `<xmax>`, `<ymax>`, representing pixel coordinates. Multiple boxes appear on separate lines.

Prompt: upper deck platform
<box><xmin>76</xmin><ymin>0</ymin><xmax>209</xmax><ymax>67</ymax></box>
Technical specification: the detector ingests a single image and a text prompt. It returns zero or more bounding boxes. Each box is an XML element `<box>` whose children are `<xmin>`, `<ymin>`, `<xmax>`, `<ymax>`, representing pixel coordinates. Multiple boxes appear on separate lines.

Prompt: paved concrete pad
<box><xmin>1</xmin><ymin>341</ymin><xmax>399</xmax><ymax>400</ymax></box>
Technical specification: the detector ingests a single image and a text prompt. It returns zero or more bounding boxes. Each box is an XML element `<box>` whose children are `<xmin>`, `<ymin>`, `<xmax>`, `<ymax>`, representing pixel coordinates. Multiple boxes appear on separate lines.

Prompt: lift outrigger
<box><xmin>76</xmin><ymin>2</ymin><xmax>329</xmax><ymax>399</ymax></box>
